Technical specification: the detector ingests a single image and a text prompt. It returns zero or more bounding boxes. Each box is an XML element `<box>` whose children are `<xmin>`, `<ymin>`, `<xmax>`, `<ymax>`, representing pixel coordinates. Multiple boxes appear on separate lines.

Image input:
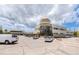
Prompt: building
<box><xmin>10</xmin><ymin>30</ymin><xmax>24</xmax><ymax>35</ymax></box>
<box><xmin>33</xmin><ymin>17</ymin><xmax>53</xmax><ymax>38</ymax></box>
<box><xmin>33</xmin><ymin>17</ymin><xmax>73</xmax><ymax>38</ymax></box>
<box><xmin>52</xmin><ymin>24</ymin><xmax>73</xmax><ymax>37</ymax></box>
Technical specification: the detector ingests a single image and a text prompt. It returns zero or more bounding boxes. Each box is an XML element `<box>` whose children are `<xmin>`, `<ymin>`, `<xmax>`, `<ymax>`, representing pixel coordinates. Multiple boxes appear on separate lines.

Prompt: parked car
<box><xmin>0</xmin><ymin>34</ymin><xmax>18</xmax><ymax>44</ymax></box>
<box><xmin>65</xmin><ymin>34</ymin><xmax>73</xmax><ymax>38</ymax></box>
<box><xmin>44</xmin><ymin>36</ymin><xmax>53</xmax><ymax>42</ymax></box>
<box><xmin>33</xmin><ymin>34</ymin><xmax>40</xmax><ymax>39</ymax></box>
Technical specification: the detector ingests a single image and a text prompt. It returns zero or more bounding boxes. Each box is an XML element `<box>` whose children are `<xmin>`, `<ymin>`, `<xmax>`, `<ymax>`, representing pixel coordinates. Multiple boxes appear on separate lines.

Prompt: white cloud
<box><xmin>47</xmin><ymin>4</ymin><xmax>75</xmax><ymax>26</ymax></box>
<box><xmin>0</xmin><ymin>4</ymin><xmax>78</xmax><ymax>32</ymax></box>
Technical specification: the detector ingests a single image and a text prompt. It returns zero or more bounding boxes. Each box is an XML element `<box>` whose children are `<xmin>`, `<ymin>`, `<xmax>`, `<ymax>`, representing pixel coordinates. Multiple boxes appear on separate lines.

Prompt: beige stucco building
<box><xmin>33</xmin><ymin>17</ymin><xmax>73</xmax><ymax>38</ymax></box>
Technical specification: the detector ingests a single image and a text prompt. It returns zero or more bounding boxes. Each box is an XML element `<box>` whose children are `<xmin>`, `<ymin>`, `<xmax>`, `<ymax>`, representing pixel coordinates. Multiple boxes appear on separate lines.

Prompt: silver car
<box><xmin>44</xmin><ymin>36</ymin><xmax>53</xmax><ymax>42</ymax></box>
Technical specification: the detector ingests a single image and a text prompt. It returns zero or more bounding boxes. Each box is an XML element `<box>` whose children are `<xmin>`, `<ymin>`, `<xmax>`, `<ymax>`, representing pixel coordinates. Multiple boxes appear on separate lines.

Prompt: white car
<box><xmin>0</xmin><ymin>34</ymin><xmax>18</xmax><ymax>44</ymax></box>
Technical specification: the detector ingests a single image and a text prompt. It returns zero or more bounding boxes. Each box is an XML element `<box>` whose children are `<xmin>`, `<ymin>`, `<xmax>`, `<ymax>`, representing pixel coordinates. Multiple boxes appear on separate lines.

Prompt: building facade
<box><xmin>33</xmin><ymin>17</ymin><xmax>73</xmax><ymax>38</ymax></box>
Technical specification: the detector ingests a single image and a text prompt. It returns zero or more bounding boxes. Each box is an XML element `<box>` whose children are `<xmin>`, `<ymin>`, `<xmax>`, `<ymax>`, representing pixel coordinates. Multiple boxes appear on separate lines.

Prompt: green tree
<box><xmin>74</xmin><ymin>32</ymin><xmax>77</xmax><ymax>37</ymax></box>
<box><xmin>0</xmin><ymin>29</ymin><xmax>3</xmax><ymax>34</ymax></box>
<box><xmin>0</xmin><ymin>26</ymin><xmax>3</xmax><ymax>34</ymax></box>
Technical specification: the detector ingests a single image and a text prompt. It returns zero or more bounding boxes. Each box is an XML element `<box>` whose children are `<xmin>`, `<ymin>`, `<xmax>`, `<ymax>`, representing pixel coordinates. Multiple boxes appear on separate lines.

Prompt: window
<box><xmin>54</xmin><ymin>27</ymin><xmax>58</xmax><ymax>30</ymax></box>
<box><xmin>12</xmin><ymin>34</ymin><xmax>17</xmax><ymax>37</ymax></box>
<box><xmin>53</xmin><ymin>33</ymin><xmax>58</xmax><ymax>34</ymax></box>
<box><xmin>60</xmin><ymin>28</ymin><xmax>65</xmax><ymax>30</ymax></box>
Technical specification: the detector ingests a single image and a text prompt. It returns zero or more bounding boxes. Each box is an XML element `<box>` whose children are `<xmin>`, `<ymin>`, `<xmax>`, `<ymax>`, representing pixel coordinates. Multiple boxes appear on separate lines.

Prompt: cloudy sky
<box><xmin>0</xmin><ymin>4</ymin><xmax>79</xmax><ymax>32</ymax></box>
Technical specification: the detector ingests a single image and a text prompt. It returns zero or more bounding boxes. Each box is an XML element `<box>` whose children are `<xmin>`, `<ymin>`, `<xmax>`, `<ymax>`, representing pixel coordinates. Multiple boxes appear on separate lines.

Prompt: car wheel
<box><xmin>5</xmin><ymin>40</ymin><xmax>9</xmax><ymax>44</ymax></box>
<box><xmin>12</xmin><ymin>42</ymin><xmax>15</xmax><ymax>44</ymax></box>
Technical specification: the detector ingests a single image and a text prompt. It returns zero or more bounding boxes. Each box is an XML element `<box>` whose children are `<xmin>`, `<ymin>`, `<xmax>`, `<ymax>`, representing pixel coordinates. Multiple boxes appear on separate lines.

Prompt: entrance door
<box><xmin>40</xmin><ymin>26</ymin><xmax>53</xmax><ymax>36</ymax></box>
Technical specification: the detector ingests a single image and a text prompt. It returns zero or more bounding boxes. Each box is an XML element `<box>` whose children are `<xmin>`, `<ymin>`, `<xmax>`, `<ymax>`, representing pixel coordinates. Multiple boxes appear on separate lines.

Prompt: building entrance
<box><xmin>40</xmin><ymin>26</ymin><xmax>53</xmax><ymax>36</ymax></box>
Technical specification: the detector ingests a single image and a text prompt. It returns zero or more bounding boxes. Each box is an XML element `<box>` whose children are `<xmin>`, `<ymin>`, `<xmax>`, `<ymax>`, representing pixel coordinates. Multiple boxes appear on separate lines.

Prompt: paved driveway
<box><xmin>0</xmin><ymin>36</ymin><xmax>79</xmax><ymax>55</ymax></box>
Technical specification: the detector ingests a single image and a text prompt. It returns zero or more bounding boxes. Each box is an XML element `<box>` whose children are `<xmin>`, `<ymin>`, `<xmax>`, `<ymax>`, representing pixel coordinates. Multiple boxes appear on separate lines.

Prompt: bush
<box><xmin>74</xmin><ymin>31</ymin><xmax>79</xmax><ymax>37</ymax></box>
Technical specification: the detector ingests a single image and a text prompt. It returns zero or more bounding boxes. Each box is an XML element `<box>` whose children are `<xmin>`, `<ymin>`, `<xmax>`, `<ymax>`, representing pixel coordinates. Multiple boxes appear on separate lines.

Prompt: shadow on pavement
<box><xmin>0</xmin><ymin>43</ymin><xmax>18</xmax><ymax>45</ymax></box>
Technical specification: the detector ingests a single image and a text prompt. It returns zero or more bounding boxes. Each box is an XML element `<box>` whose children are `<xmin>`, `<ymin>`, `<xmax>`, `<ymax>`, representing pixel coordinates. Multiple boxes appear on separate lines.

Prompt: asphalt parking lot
<box><xmin>0</xmin><ymin>36</ymin><xmax>79</xmax><ymax>55</ymax></box>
